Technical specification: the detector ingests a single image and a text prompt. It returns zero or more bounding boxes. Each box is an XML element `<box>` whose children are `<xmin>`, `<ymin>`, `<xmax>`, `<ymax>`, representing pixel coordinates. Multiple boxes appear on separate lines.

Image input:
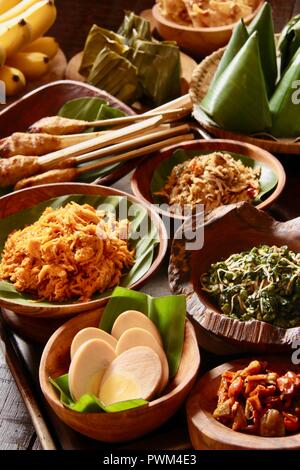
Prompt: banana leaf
<box><xmin>247</xmin><ymin>1</ymin><xmax>277</xmax><ymax>96</ymax></box>
<box><xmin>210</xmin><ymin>20</ymin><xmax>249</xmax><ymax>88</ymax></box>
<box><xmin>279</xmin><ymin>14</ymin><xmax>300</xmax><ymax>74</ymax></box>
<box><xmin>87</xmin><ymin>47</ymin><xmax>140</xmax><ymax>104</ymax></box>
<box><xmin>117</xmin><ymin>10</ymin><xmax>152</xmax><ymax>46</ymax></box>
<box><xmin>270</xmin><ymin>49</ymin><xmax>300</xmax><ymax>138</ymax></box>
<box><xmin>79</xmin><ymin>24</ymin><xmax>127</xmax><ymax>76</ymax></box>
<box><xmin>151</xmin><ymin>149</ymin><xmax>278</xmax><ymax>205</ymax></box>
<box><xmin>50</xmin><ymin>286</ymin><xmax>186</xmax><ymax>413</ymax></box>
<box><xmin>0</xmin><ymin>195</ymin><xmax>159</xmax><ymax>309</ymax></box>
<box><xmin>58</xmin><ymin>97</ymin><xmax>126</xmax><ymax>181</ymax></box>
<box><xmin>201</xmin><ymin>33</ymin><xmax>272</xmax><ymax>134</ymax></box>
<box><xmin>126</xmin><ymin>40</ymin><xmax>181</xmax><ymax>106</ymax></box>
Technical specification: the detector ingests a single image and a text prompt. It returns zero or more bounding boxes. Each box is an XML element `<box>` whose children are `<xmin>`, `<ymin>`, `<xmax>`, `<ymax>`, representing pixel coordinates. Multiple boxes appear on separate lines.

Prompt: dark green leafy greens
<box><xmin>51</xmin><ymin>287</ymin><xmax>186</xmax><ymax>413</ymax></box>
<box><xmin>201</xmin><ymin>245</ymin><xmax>300</xmax><ymax>328</ymax></box>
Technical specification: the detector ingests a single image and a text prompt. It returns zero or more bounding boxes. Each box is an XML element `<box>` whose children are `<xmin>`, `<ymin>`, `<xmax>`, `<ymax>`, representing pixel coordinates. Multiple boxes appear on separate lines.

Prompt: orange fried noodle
<box><xmin>0</xmin><ymin>202</ymin><xmax>134</xmax><ymax>302</ymax></box>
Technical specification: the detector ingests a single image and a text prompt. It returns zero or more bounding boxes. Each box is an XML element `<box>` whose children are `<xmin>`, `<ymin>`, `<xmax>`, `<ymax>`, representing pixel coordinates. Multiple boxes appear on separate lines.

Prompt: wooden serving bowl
<box><xmin>131</xmin><ymin>139</ymin><xmax>286</xmax><ymax>221</ymax></box>
<box><xmin>39</xmin><ymin>308</ymin><xmax>200</xmax><ymax>443</ymax></box>
<box><xmin>152</xmin><ymin>1</ymin><xmax>263</xmax><ymax>58</ymax></box>
<box><xmin>169</xmin><ymin>202</ymin><xmax>300</xmax><ymax>354</ymax></box>
<box><xmin>0</xmin><ymin>80</ymin><xmax>137</xmax><ymax>186</ymax></box>
<box><xmin>187</xmin><ymin>356</ymin><xmax>300</xmax><ymax>450</ymax></box>
<box><xmin>0</xmin><ymin>183</ymin><xmax>167</xmax><ymax>342</ymax></box>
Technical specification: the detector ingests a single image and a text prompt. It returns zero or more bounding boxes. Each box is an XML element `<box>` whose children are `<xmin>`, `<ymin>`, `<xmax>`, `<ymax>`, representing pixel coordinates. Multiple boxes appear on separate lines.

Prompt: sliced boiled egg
<box><xmin>70</xmin><ymin>327</ymin><xmax>117</xmax><ymax>359</ymax></box>
<box><xmin>99</xmin><ymin>346</ymin><xmax>162</xmax><ymax>406</ymax></box>
<box><xmin>68</xmin><ymin>338</ymin><xmax>116</xmax><ymax>401</ymax></box>
<box><xmin>116</xmin><ymin>327</ymin><xmax>169</xmax><ymax>394</ymax></box>
<box><xmin>111</xmin><ymin>310</ymin><xmax>162</xmax><ymax>346</ymax></box>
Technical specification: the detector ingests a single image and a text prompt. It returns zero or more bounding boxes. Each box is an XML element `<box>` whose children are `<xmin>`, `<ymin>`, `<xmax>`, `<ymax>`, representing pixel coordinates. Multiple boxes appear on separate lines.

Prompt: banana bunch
<box><xmin>0</xmin><ymin>0</ymin><xmax>58</xmax><ymax>96</ymax></box>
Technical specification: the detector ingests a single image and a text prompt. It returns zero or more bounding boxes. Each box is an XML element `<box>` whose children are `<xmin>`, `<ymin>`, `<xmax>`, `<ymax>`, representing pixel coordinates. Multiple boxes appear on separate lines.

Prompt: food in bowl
<box><xmin>154</xmin><ymin>151</ymin><xmax>261</xmax><ymax>213</ymax></box>
<box><xmin>213</xmin><ymin>360</ymin><xmax>300</xmax><ymax>436</ymax></box>
<box><xmin>157</xmin><ymin>0</ymin><xmax>256</xmax><ymax>27</ymax></box>
<box><xmin>201</xmin><ymin>245</ymin><xmax>300</xmax><ymax>328</ymax></box>
<box><xmin>0</xmin><ymin>202</ymin><xmax>134</xmax><ymax>302</ymax></box>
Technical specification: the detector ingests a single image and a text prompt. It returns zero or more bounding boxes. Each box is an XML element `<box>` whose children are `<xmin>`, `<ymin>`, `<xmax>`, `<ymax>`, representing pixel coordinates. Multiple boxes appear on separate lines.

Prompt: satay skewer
<box><xmin>14</xmin><ymin>133</ymin><xmax>195</xmax><ymax>190</ymax></box>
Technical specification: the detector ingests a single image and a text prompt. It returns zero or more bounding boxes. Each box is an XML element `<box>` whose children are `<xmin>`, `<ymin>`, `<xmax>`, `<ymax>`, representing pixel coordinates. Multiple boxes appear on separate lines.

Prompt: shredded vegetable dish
<box><xmin>0</xmin><ymin>202</ymin><xmax>134</xmax><ymax>302</ymax></box>
<box><xmin>213</xmin><ymin>360</ymin><xmax>300</xmax><ymax>436</ymax></box>
<box><xmin>158</xmin><ymin>0</ymin><xmax>255</xmax><ymax>27</ymax></box>
<box><xmin>155</xmin><ymin>152</ymin><xmax>260</xmax><ymax>213</ymax></box>
<box><xmin>201</xmin><ymin>245</ymin><xmax>300</xmax><ymax>328</ymax></box>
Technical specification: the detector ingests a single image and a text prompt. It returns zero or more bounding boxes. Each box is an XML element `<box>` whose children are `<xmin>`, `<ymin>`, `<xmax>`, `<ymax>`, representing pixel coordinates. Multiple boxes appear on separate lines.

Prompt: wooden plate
<box><xmin>190</xmin><ymin>47</ymin><xmax>300</xmax><ymax>154</ymax></box>
<box><xmin>131</xmin><ymin>139</ymin><xmax>286</xmax><ymax>220</ymax></box>
<box><xmin>0</xmin><ymin>49</ymin><xmax>67</xmax><ymax>111</ymax></box>
<box><xmin>0</xmin><ymin>182</ymin><xmax>167</xmax><ymax>320</ymax></box>
<box><xmin>151</xmin><ymin>1</ymin><xmax>263</xmax><ymax>58</ymax></box>
<box><xmin>169</xmin><ymin>202</ymin><xmax>300</xmax><ymax>354</ymax></box>
<box><xmin>187</xmin><ymin>356</ymin><xmax>300</xmax><ymax>450</ymax></box>
<box><xmin>65</xmin><ymin>50</ymin><xmax>197</xmax><ymax>97</ymax></box>
<box><xmin>39</xmin><ymin>308</ymin><xmax>200</xmax><ymax>442</ymax></box>
<box><xmin>0</xmin><ymin>79</ymin><xmax>138</xmax><ymax>186</ymax></box>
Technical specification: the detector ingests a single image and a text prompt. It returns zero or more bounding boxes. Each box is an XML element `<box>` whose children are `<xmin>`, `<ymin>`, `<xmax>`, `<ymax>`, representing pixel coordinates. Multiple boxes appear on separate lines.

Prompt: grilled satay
<box><xmin>29</xmin><ymin>116</ymin><xmax>91</xmax><ymax>135</ymax></box>
<box><xmin>0</xmin><ymin>131</ymin><xmax>105</xmax><ymax>158</ymax></box>
<box><xmin>15</xmin><ymin>168</ymin><xmax>77</xmax><ymax>190</ymax></box>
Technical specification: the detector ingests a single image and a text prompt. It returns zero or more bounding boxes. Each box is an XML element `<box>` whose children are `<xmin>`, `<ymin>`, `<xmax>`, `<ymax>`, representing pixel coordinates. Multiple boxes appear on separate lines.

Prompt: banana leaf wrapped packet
<box><xmin>279</xmin><ymin>14</ymin><xmax>300</xmax><ymax>74</ymax></box>
<box><xmin>201</xmin><ymin>33</ymin><xmax>272</xmax><ymax>135</ymax></box>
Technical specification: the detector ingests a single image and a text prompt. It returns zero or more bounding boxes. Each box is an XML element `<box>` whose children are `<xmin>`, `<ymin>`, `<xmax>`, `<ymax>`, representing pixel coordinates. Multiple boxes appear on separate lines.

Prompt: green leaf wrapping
<box><xmin>270</xmin><ymin>50</ymin><xmax>300</xmax><ymax>138</ymax></box>
<box><xmin>0</xmin><ymin>195</ymin><xmax>159</xmax><ymax>309</ymax></box>
<box><xmin>50</xmin><ymin>287</ymin><xmax>186</xmax><ymax>413</ymax></box>
<box><xmin>201</xmin><ymin>33</ymin><xmax>272</xmax><ymax>134</ymax></box>
<box><xmin>247</xmin><ymin>1</ymin><xmax>277</xmax><ymax>96</ymax></box>
<box><xmin>117</xmin><ymin>10</ymin><xmax>152</xmax><ymax>46</ymax></box>
<box><xmin>279</xmin><ymin>14</ymin><xmax>300</xmax><ymax>74</ymax></box>
<box><xmin>150</xmin><ymin>149</ymin><xmax>278</xmax><ymax>205</ymax></box>
<box><xmin>58</xmin><ymin>97</ymin><xmax>127</xmax><ymax>181</ymax></box>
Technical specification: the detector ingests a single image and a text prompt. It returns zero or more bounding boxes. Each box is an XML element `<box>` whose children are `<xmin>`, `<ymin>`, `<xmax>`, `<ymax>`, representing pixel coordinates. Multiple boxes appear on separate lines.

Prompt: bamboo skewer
<box><xmin>14</xmin><ymin>133</ymin><xmax>195</xmax><ymax>190</ymax></box>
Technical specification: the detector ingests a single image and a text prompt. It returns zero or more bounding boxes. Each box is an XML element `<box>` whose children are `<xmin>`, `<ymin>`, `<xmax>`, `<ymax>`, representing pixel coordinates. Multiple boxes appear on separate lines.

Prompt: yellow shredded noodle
<box><xmin>155</xmin><ymin>152</ymin><xmax>261</xmax><ymax>213</ymax></box>
<box><xmin>0</xmin><ymin>202</ymin><xmax>134</xmax><ymax>302</ymax></box>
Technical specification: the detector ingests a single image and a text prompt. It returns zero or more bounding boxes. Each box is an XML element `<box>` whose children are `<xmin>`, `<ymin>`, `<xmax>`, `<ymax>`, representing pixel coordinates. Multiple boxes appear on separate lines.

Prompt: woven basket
<box><xmin>190</xmin><ymin>46</ymin><xmax>300</xmax><ymax>155</ymax></box>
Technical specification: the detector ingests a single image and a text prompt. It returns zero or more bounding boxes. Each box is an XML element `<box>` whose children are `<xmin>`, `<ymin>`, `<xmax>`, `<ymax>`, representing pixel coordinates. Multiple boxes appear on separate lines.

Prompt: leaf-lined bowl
<box><xmin>131</xmin><ymin>139</ymin><xmax>285</xmax><ymax>221</ymax></box>
<box><xmin>0</xmin><ymin>183</ymin><xmax>167</xmax><ymax>340</ymax></box>
<box><xmin>39</xmin><ymin>300</ymin><xmax>200</xmax><ymax>442</ymax></box>
<box><xmin>169</xmin><ymin>202</ymin><xmax>300</xmax><ymax>354</ymax></box>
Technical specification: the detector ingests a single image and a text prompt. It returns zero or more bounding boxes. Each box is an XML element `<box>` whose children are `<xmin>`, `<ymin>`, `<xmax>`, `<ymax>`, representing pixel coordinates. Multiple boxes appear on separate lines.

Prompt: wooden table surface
<box><xmin>0</xmin><ymin>0</ymin><xmax>299</xmax><ymax>451</ymax></box>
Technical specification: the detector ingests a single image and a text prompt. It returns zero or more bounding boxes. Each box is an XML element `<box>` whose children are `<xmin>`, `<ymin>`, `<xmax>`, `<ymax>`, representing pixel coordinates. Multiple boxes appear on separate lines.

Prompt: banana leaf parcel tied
<box><xmin>270</xmin><ymin>49</ymin><xmax>300</xmax><ymax>138</ymax></box>
<box><xmin>247</xmin><ymin>1</ymin><xmax>277</xmax><ymax>97</ymax></box>
<box><xmin>79</xmin><ymin>11</ymin><xmax>181</xmax><ymax>106</ymax></box>
<box><xmin>50</xmin><ymin>287</ymin><xmax>186</xmax><ymax>413</ymax></box>
<box><xmin>200</xmin><ymin>33</ymin><xmax>272</xmax><ymax>135</ymax></box>
<box><xmin>279</xmin><ymin>14</ymin><xmax>300</xmax><ymax>74</ymax></box>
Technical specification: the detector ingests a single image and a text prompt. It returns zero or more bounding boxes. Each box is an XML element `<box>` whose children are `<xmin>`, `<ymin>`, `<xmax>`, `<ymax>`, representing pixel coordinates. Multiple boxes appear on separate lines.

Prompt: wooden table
<box><xmin>0</xmin><ymin>0</ymin><xmax>299</xmax><ymax>451</ymax></box>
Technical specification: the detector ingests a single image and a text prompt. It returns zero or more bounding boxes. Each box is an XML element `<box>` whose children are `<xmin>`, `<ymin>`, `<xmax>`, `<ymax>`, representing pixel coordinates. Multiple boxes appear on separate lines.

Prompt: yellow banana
<box><xmin>0</xmin><ymin>0</ymin><xmax>42</xmax><ymax>23</ymax></box>
<box><xmin>0</xmin><ymin>64</ymin><xmax>26</xmax><ymax>96</ymax></box>
<box><xmin>0</xmin><ymin>44</ymin><xmax>6</xmax><ymax>66</ymax></box>
<box><xmin>19</xmin><ymin>0</ymin><xmax>56</xmax><ymax>41</ymax></box>
<box><xmin>7</xmin><ymin>51</ymin><xmax>49</xmax><ymax>79</ymax></box>
<box><xmin>0</xmin><ymin>0</ymin><xmax>20</xmax><ymax>15</ymax></box>
<box><xmin>21</xmin><ymin>35</ymin><xmax>58</xmax><ymax>58</ymax></box>
<box><xmin>0</xmin><ymin>17</ymin><xmax>32</xmax><ymax>58</ymax></box>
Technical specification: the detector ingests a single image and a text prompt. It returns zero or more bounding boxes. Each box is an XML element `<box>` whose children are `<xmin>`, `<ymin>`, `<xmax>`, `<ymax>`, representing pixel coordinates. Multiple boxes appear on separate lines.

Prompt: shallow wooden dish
<box><xmin>187</xmin><ymin>356</ymin><xmax>300</xmax><ymax>450</ymax></box>
<box><xmin>190</xmin><ymin>46</ymin><xmax>300</xmax><ymax>154</ymax></box>
<box><xmin>39</xmin><ymin>308</ymin><xmax>200</xmax><ymax>442</ymax></box>
<box><xmin>152</xmin><ymin>1</ymin><xmax>263</xmax><ymax>58</ymax></box>
<box><xmin>169</xmin><ymin>202</ymin><xmax>300</xmax><ymax>353</ymax></box>
<box><xmin>0</xmin><ymin>80</ymin><xmax>138</xmax><ymax>186</ymax></box>
<box><xmin>131</xmin><ymin>139</ymin><xmax>286</xmax><ymax>221</ymax></box>
<box><xmin>65</xmin><ymin>50</ymin><xmax>197</xmax><ymax>97</ymax></box>
<box><xmin>0</xmin><ymin>182</ymin><xmax>167</xmax><ymax>337</ymax></box>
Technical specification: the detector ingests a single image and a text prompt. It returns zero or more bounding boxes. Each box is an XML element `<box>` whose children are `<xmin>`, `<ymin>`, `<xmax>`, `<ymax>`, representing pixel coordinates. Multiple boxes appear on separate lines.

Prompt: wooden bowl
<box><xmin>190</xmin><ymin>46</ymin><xmax>300</xmax><ymax>155</ymax></box>
<box><xmin>169</xmin><ymin>202</ymin><xmax>300</xmax><ymax>354</ymax></box>
<box><xmin>0</xmin><ymin>80</ymin><xmax>138</xmax><ymax>186</ymax></box>
<box><xmin>152</xmin><ymin>1</ymin><xmax>264</xmax><ymax>58</ymax></box>
<box><xmin>0</xmin><ymin>183</ymin><xmax>167</xmax><ymax>340</ymax></box>
<box><xmin>39</xmin><ymin>308</ymin><xmax>200</xmax><ymax>442</ymax></box>
<box><xmin>131</xmin><ymin>139</ymin><xmax>286</xmax><ymax>221</ymax></box>
<box><xmin>187</xmin><ymin>356</ymin><xmax>300</xmax><ymax>450</ymax></box>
